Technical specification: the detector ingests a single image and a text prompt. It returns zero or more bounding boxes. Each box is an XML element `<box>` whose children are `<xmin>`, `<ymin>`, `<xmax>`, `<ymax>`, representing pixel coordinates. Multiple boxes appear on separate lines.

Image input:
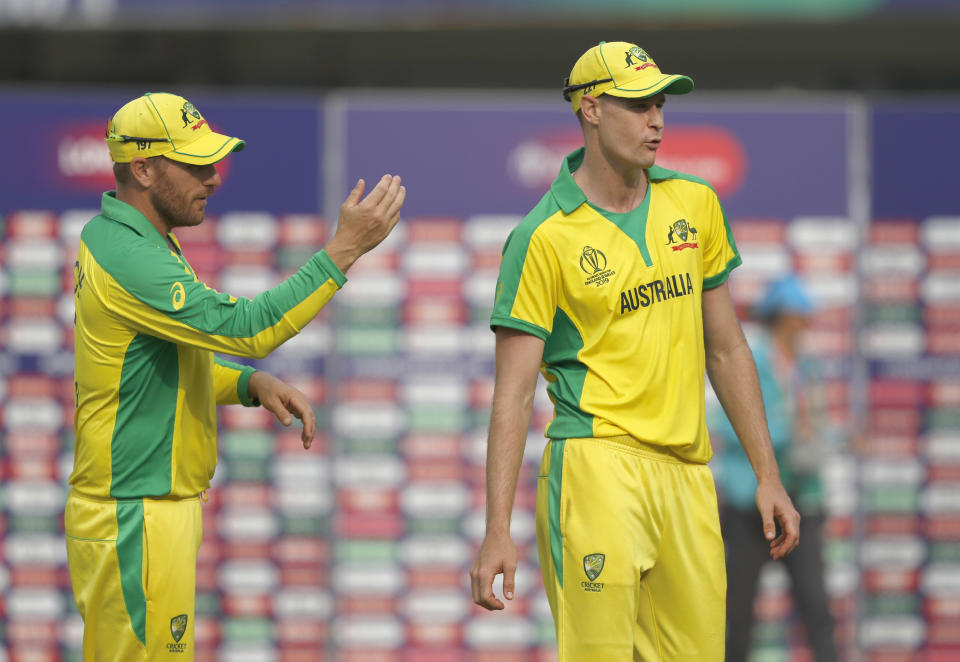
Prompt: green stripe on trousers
<box><xmin>116</xmin><ymin>499</ymin><xmax>147</xmax><ymax>645</ymax></box>
<box><xmin>549</xmin><ymin>439</ymin><xmax>566</xmax><ymax>588</ymax></box>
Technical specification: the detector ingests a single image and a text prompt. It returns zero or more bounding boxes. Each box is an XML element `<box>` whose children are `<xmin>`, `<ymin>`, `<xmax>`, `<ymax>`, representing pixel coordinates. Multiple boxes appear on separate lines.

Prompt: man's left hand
<box><xmin>756</xmin><ymin>480</ymin><xmax>801</xmax><ymax>560</ymax></box>
<box><xmin>248</xmin><ymin>371</ymin><xmax>317</xmax><ymax>449</ymax></box>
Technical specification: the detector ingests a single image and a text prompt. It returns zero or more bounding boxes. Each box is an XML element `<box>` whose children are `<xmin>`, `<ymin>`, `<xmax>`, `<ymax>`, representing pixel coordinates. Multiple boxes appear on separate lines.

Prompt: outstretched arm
<box><xmin>470</xmin><ymin>327</ymin><xmax>545</xmax><ymax>609</ymax></box>
<box><xmin>703</xmin><ymin>282</ymin><xmax>800</xmax><ymax>560</ymax></box>
<box><xmin>92</xmin><ymin>175</ymin><xmax>405</xmax><ymax>359</ymax></box>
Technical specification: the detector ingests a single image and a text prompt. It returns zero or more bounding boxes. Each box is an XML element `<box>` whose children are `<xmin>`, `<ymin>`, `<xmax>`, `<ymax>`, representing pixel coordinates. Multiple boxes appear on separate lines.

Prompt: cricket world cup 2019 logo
<box><xmin>580</xmin><ymin>246</ymin><xmax>607</xmax><ymax>274</ymax></box>
<box><xmin>580</xmin><ymin>246</ymin><xmax>616</xmax><ymax>287</ymax></box>
<box><xmin>581</xmin><ymin>553</ymin><xmax>606</xmax><ymax>592</ymax></box>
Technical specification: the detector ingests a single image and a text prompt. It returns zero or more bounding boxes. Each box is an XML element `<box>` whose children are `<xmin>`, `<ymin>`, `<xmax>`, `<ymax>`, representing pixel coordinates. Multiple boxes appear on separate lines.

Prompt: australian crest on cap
<box><xmin>625</xmin><ymin>46</ymin><xmax>649</xmax><ymax>65</ymax></box>
<box><xmin>180</xmin><ymin>101</ymin><xmax>203</xmax><ymax>128</ymax></box>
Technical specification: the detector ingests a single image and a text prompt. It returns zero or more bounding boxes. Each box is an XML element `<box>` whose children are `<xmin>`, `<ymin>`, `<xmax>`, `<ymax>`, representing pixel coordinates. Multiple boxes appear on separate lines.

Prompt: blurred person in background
<box><xmin>67</xmin><ymin>92</ymin><xmax>404</xmax><ymax>662</ymax></box>
<box><xmin>470</xmin><ymin>41</ymin><xmax>800</xmax><ymax>661</ymax></box>
<box><xmin>710</xmin><ymin>274</ymin><xmax>839</xmax><ymax>662</ymax></box>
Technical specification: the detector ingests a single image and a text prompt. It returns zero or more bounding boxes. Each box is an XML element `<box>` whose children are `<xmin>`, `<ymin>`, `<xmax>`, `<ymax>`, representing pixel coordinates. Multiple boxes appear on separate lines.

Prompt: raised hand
<box><xmin>324</xmin><ymin>174</ymin><xmax>406</xmax><ymax>273</ymax></box>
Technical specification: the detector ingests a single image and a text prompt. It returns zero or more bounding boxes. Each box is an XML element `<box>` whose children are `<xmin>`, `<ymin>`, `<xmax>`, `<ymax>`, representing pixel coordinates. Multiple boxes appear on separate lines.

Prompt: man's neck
<box><xmin>572</xmin><ymin>147</ymin><xmax>649</xmax><ymax>213</ymax></box>
<box><xmin>116</xmin><ymin>188</ymin><xmax>171</xmax><ymax>238</ymax></box>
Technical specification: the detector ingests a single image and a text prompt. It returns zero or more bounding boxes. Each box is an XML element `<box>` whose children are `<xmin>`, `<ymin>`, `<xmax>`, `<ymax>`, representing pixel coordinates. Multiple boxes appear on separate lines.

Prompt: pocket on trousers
<box><xmin>64</xmin><ymin>494</ymin><xmax>117</xmax><ymax>542</ymax></box>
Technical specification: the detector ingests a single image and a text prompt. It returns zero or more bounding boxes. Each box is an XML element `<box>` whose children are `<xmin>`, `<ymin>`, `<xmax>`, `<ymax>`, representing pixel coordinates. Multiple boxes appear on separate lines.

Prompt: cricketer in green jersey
<box><xmin>67</xmin><ymin>92</ymin><xmax>405</xmax><ymax>661</ymax></box>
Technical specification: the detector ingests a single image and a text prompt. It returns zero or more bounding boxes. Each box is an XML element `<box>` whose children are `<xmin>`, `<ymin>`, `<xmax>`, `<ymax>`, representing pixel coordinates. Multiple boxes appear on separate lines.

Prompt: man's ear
<box><xmin>128</xmin><ymin>157</ymin><xmax>156</xmax><ymax>188</ymax></box>
<box><xmin>579</xmin><ymin>94</ymin><xmax>602</xmax><ymax>126</ymax></box>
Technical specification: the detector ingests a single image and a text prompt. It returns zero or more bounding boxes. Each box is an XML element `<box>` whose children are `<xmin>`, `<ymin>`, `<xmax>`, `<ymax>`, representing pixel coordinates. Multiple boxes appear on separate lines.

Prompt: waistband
<box><xmin>68</xmin><ymin>487</ymin><xmax>203</xmax><ymax>504</ymax></box>
<box><xmin>561</xmin><ymin>435</ymin><xmax>706</xmax><ymax>465</ymax></box>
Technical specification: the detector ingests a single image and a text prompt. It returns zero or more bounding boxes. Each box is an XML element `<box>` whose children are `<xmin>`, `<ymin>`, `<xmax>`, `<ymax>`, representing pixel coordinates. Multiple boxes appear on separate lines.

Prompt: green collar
<box><xmin>549</xmin><ymin>148</ymin><xmax>678</xmax><ymax>215</ymax></box>
<box><xmin>100</xmin><ymin>191</ymin><xmax>168</xmax><ymax>246</ymax></box>
<box><xmin>549</xmin><ymin>148</ymin><xmax>588</xmax><ymax>214</ymax></box>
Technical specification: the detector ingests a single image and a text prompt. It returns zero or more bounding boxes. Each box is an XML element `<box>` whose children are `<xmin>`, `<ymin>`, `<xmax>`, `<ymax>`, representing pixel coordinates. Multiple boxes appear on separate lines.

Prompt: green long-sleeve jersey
<box><xmin>71</xmin><ymin>192</ymin><xmax>344</xmax><ymax>498</ymax></box>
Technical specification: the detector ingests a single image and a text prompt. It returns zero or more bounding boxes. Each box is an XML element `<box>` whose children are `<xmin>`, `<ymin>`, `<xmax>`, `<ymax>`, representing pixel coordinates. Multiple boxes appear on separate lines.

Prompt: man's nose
<box><xmin>206</xmin><ymin>165</ymin><xmax>223</xmax><ymax>187</ymax></box>
<box><xmin>650</xmin><ymin>108</ymin><xmax>664</xmax><ymax>130</ymax></box>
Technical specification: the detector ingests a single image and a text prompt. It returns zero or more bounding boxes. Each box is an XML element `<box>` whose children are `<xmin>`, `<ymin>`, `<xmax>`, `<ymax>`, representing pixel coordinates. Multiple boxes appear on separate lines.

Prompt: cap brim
<box><xmin>605</xmin><ymin>74</ymin><xmax>695</xmax><ymax>100</ymax></box>
<box><xmin>164</xmin><ymin>132</ymin><xmax>245</xmax><ymax>165</ymax></box>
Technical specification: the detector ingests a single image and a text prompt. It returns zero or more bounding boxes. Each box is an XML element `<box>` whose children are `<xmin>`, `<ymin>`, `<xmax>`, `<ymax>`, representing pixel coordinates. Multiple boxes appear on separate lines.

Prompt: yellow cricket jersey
<box><xmin>71</xmin><ymin>192</ymin><xmax>345</xmax><ymax>499</ymax></box>
<box><xmin>492</xmin><ymin>148</ymin><xmax>741</xmax><ymax>463</ymax></box>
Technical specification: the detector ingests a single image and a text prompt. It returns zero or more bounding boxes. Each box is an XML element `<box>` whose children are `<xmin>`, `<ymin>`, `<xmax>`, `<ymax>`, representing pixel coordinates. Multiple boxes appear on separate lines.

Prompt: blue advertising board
<box><xmin>0</xmin><ymin>90</ymin><xmax>324</xmax><ymax>214</ymax></box>
<box><xmin>872</xmin><ymin>100</ymin><xmax>960</xmax><ymax>219</ymax></box>
<box><xmin>340</xmin><ymin>95</ymin><xmax>850</xmax><ymax>219</ymax></box>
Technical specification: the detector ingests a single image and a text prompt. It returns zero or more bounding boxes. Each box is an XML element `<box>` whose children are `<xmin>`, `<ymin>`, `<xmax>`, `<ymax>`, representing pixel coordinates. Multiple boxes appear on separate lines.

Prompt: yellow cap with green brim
<box><xmin>563</xmin><ymin>41</ymin><xmax>694</xmax><ymax>113</ymax></box>
<box><xmin>105</xmin><ymin>92</ymin><xmax>244</xmax><ymax>165</ymax></box>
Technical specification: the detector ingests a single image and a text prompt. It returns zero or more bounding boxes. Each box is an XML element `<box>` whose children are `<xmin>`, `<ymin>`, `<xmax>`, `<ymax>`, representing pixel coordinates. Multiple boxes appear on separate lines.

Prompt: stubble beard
<box><xmin>150</xmin><ymin>170</ymin><xmax>204</xmax><ymax>230</ymax></box>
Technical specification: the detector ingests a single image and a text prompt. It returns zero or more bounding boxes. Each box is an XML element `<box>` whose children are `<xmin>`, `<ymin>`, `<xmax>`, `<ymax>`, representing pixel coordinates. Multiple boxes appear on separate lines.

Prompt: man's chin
<box><xmin>173</xmin><ymin>216</ymin><xmax>206</xmax><ymax>229</ymax></box>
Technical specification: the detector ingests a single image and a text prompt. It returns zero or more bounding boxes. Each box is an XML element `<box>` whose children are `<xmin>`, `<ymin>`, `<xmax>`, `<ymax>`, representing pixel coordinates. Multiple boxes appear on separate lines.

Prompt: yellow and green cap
<box><xmin>563</xmin><ymin>41</ymin><xmax>694</xmax><ymax>113</ymax></box>
<box><xmin>105</xmin><ymin>92</ymin><xmax>244</xmax><ymax>165</ymax></box>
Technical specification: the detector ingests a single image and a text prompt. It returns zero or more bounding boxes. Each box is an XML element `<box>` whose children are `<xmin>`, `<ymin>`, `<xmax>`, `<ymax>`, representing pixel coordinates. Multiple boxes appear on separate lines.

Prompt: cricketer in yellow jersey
<box><xmin>67</xmin><ymin>92</ymin><xmax>405</xmax><ymax>661</ymax></box>
<box><xmin>470</xmin><ymin>42</ymin><xmax>801</xmax><ymax>661</ymax></box>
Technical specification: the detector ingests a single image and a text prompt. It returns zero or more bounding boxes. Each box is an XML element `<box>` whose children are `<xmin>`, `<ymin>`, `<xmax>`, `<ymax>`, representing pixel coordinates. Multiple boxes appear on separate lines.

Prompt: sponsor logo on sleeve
<box><xmin>170</xmin><ymin>282</ymin><xmax>186</xmax><ymax>310</ymax></box>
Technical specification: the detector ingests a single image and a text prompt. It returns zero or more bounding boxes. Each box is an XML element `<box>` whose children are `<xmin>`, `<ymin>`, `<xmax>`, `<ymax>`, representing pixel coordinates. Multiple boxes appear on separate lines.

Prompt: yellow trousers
<box><xmin>536</xmin><ymin>436</ymin><xmax>727</xmax><ymax>661</ymax></box>
<box><xmin>65</xmin><ymin>489</ymin><xmax>202</xmax><ymax>662</ymax></box>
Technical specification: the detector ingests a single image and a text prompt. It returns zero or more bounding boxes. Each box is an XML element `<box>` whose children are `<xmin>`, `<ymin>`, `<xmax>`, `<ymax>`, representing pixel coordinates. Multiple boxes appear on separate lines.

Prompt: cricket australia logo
<box><xmin>584</xmin><ymin>553</ymin><xmax>605</xmax><ymax>580</ymax></box>
<box><xmin>168</xmin><ymin>614</ymin><xmax>188</xmax><ymax>653</ymax></box>
<box><xmin>625</xmin><ymin>46</ymin><xmax>658</xmax><ymax>72</ymax></box>
<box><xmin>579</xmin><ymin>246</ymin><xmax>616</xmax><ymax>287</ymax></box>
<box><xmin>581</xmin><ymin>553</ymin><xmax>606</xmax><ymax>592</ymax></box>
<box><xmin>181</xmin><ymin>101</ymin><xmax>207</xmax><ymax>131</ymax></box>
<box><xmin>666</xmin><ymin>218</ymin><xmax>699</xmax><ymax>252</ymax></box>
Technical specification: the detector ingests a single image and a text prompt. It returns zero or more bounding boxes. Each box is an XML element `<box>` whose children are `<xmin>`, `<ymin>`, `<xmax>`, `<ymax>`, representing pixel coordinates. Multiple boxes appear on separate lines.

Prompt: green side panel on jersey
<box><xmin>703</xmin><ymin>185</ymin><xmax>743</xmax><ymax>290</ymax></box>
<box><xmin>490</xmin><ymin>194</ymin><xmax>560</xmax><ymax>331</ymax></box>
<box><xmin>542</xmin><ymin>308</ymin><xmax>594</xmax><ymax>439</ymax></box>
<box><xmin>703</xmin><ymin>254</ymin><xmax>744</xmax><ymax>290</ymax></box>
<box><xmin>115</xmin><ymin>499</ymin><xmax>147</xmax><ymax>645</ymax></box>
<box><xmin>703</xmin><ymin>191</ymin><xmax>744</xmax><ymax>289</ymax></box>
<box><xmin>548</xmin><ymin>438</ymin><xmax>566</xmax><ymax>588</ymax></box>
<box><xmin>110</xmin><ymin>334</ymin><xmax>178</xmax><ymax>497</ymax></box>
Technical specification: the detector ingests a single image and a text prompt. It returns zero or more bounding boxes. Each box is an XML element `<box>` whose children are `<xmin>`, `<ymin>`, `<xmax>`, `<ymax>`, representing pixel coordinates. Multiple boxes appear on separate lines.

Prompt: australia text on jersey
<box><xmin>619</xmin><ymin>271</ymin><xmax>694</xmax><ymax>314</ymax></box>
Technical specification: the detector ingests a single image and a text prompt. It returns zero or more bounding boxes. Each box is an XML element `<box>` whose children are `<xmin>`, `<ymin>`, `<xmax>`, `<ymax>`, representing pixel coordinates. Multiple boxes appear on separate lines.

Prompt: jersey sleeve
<box><xmin>93</xmin><ymin>227</ymin><xmax>346</xmax><ymax>358</ymax></box>
<box><xmin>489</xmin><ymin>223</ymin><xmax>559</xmax><ymax>340</ymax></box>
<box><xmin>700</xmin><ymin>187</ymin><xmax>742</xmax><ymax>289</ymax></box>
<box><xmin>213</xmin><ymin>357</ymin><xmax>258</xmax><ymax>406</ymax></box>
